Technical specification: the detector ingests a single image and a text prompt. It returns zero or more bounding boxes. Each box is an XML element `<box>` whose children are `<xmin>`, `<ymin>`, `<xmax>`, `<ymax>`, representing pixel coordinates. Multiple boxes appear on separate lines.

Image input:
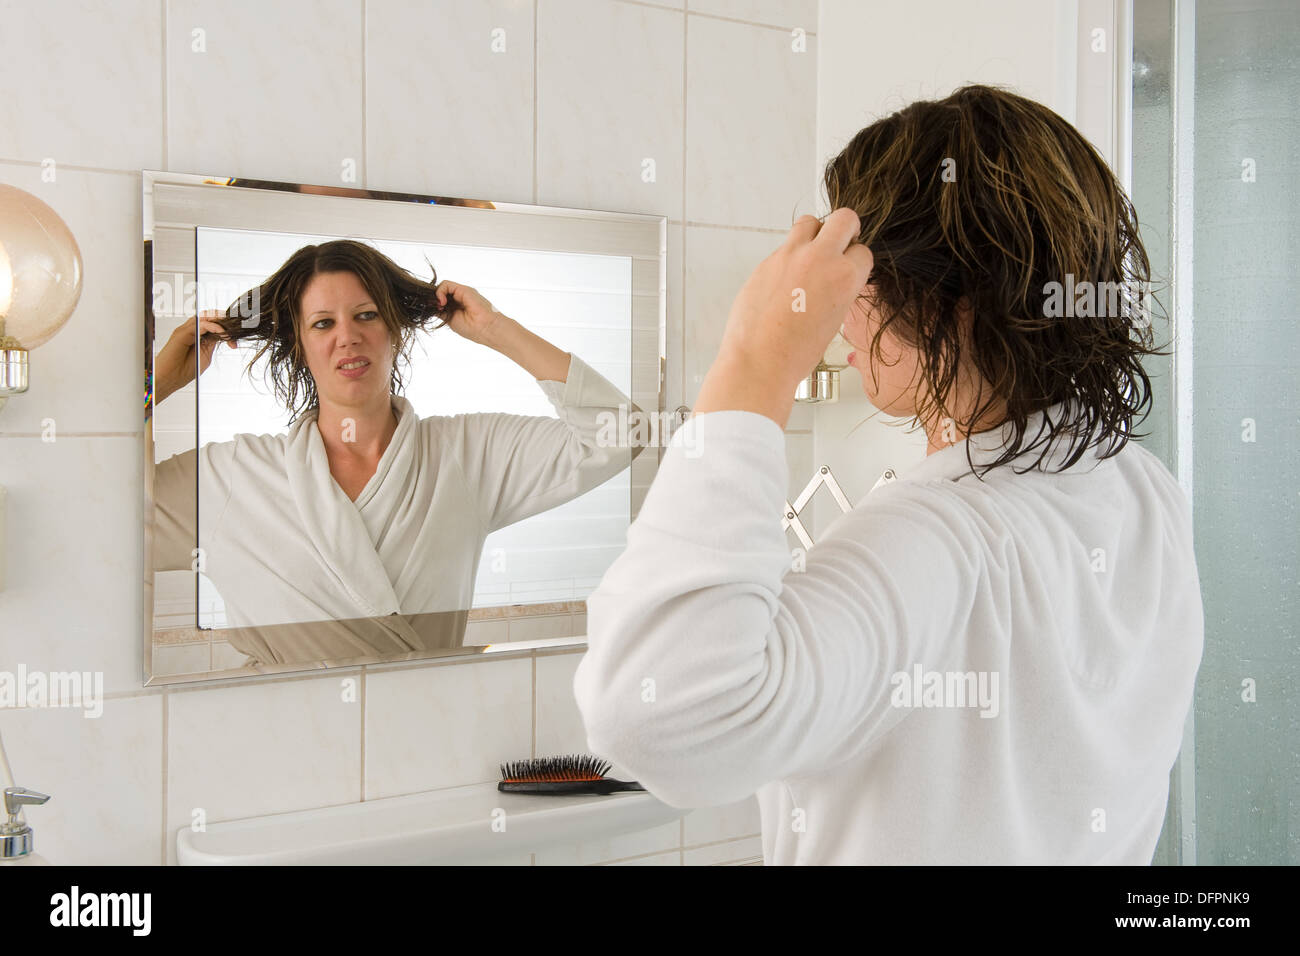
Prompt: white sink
<box><xmin>176</xmin><ymin>782</ymin><xmax>685</xmax><ymax>865</ymax></box>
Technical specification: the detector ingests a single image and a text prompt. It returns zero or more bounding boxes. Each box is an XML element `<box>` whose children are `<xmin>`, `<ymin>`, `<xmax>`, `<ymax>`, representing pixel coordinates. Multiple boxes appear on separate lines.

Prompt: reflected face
<box><xmin>839</xmin><ymin>286</ymin><xmax>924</xmax><ymax>417</ymax></box>
<box><xmin>297</xmin><ymin>270</ymin><xmax>396</xmax><ymax>410</ymax></box>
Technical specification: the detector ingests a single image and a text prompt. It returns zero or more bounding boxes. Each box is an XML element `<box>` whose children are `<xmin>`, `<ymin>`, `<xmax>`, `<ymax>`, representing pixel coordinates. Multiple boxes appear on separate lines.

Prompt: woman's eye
<box><xmin>358</xmin><ymin>311</ymin><xmax>379</xmax><ymax>320</ymax></box>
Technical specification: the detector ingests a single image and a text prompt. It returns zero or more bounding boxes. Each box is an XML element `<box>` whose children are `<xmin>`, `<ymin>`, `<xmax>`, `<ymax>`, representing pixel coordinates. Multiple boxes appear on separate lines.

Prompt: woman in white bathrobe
<box><xmin>151</xmin><ymin>239</ymin><xmax>641</xmax><ymax>664</ymax></box>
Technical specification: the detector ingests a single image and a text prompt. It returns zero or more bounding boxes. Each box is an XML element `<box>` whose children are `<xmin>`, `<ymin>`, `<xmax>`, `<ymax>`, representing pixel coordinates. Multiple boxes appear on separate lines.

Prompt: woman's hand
<box><xmin>434</xmin><ymin>280</ymin><xmax>510</xmax><ymax>348</ymax></box>
<box><xmin>694</xmin><ymin>209</ymin><xmax>873</xmax><ymax>428</ymax></box>
<box><xmin>154</xmin><ymin>310</ymin><xmax>234</xmax><ymax>405</ymax></box>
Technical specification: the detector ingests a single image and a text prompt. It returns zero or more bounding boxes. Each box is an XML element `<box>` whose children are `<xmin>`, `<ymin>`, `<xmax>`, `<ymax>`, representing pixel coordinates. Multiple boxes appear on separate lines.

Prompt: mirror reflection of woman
<box><xmin>151</xmin><ymin>240</ymin><xmax>640</xmax><ymax>661</ymax></box>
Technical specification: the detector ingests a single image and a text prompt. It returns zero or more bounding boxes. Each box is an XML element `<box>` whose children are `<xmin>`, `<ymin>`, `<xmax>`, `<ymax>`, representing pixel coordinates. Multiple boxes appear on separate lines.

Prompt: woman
<box><xmin>152</xmin><ymin>240</ymin><xmax>640</xmax><ymax>661</ymax></box>
<box><xmin>574</xmin><ymin>85</ymin><xmax>1205</xmax><ymax>865</ymax></box>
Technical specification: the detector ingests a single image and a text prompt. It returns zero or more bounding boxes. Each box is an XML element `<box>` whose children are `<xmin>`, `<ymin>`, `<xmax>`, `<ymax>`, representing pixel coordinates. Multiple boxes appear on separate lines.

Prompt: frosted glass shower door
<box><xmin>1132</xmin><ymin>0</ymin><xmax>1299</xmax><ymax>865</ymax></box>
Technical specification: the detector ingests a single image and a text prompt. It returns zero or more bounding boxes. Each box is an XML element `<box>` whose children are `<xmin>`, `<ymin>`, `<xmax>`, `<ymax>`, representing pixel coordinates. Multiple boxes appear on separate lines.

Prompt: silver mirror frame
<box><xmin>142</xmin><ymin>170</ymin><xmax>666</xmax><ymax>686</ymax></box>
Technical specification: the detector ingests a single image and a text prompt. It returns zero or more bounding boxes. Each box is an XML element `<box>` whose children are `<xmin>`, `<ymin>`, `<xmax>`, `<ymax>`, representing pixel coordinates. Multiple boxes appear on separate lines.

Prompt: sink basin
<box><xmin>176</xmin><ymin>782</ymin><xmax>685</xmax><ymax>865</ymax></box>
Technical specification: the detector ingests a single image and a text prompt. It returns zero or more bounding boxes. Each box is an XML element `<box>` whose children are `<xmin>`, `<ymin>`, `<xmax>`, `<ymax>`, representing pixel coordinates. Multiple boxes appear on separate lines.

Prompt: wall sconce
<box><xmin>0</xmin><ymin>184</ymin><xmax>84</xmax><ymax>413</ymax></box>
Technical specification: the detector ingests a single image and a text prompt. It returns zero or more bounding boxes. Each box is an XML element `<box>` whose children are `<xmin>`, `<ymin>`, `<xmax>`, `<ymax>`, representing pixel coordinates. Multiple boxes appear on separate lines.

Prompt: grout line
<box><xmin>617</xmin><ymin>0</ymin><xmax>817</xmax><ymax>36</ymax></box>
<box><xmin>595</xmin><ymin>832</ymin><xmax>763</xmax><ymax>866</ymax></box>
<box><xmin>0</xmin><ymin>158</ymin><xmax>141</xmax><ymax>178</ymax></box>
<box><xmin>0</xmin><ymin>432</ymin><xmax>142</xmax><ymax>439</ymax></box>
<box><xmin>682</xmin><ymin>219</ymin><xmax>789</xmax><ymax>233</ymax></box>
<box><xmin>160</xmin><ymin>0</ymin><xmax>168</xmax><ymax>170</ymax></box>
<box><xmin>533</xmin><ymin>0</ymin><xmax>539</xmax><ymax>205</ymax></box>
<box><xmin>680</xmin><ymin>831</ymin><xmax>763</xmax><ymax>850</ymax></box>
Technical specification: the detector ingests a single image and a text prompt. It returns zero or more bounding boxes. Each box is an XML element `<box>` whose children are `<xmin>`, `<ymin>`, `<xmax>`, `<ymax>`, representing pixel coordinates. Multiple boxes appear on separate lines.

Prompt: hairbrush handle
<box><xmin>497</xmin><ymin>778</ymin><xmax>646</xmax><ymax>796</ymax></box>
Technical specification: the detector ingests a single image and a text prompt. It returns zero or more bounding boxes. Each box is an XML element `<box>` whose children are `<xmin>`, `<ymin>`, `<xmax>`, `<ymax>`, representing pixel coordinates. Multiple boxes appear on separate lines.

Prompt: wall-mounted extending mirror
<box><xmin>143</xmin><ymin>172</ymin><xmax>666</xmax><ymax>685</ymax></box>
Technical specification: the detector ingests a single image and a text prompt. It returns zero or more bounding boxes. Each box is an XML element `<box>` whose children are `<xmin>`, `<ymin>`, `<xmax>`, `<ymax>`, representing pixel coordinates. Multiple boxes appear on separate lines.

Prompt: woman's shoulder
<box><xmin>195</xmin><ymin>429</ymin><xmax>290</xmax><ymax>473</ymax></box>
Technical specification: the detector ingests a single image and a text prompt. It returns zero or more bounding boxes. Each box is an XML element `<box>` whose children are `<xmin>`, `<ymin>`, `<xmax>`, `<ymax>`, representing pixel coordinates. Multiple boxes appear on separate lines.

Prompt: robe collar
<box><xmin>893</xmin><ymin>401</ymin><xmax>1110</xmax><ymax>486</ymax></box>
<box><xmin>282</xmin><ymin>395</ymin><xmax>418</xmax><ymax>617</ymax></box>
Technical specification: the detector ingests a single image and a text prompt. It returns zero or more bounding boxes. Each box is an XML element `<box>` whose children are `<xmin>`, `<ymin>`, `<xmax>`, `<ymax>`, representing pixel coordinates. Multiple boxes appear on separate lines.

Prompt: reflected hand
<box><xmin>154</xmin><ymin>310</ymin><xmax>235</xmax><ymax>404</ymax></box>
<box><xmin>434</xmin><ymin>280</ymin><xmax>509</xmax><ymax>347</ymax></box>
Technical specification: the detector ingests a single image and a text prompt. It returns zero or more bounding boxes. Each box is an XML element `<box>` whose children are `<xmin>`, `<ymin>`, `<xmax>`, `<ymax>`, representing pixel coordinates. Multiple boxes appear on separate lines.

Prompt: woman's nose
<box><xmin>334</xmin><ymin>317</ymin><xmax>364</xmax><ymax>343</ymax></box>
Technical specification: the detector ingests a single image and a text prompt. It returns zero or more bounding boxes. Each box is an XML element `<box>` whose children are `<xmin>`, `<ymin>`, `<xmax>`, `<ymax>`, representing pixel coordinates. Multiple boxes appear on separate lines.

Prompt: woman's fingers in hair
<box><xmin>433</xmin><ymin>278</ymin><xmax>456</xmax><ymax>309</ymax></box>
<box><xmin>804</xmin><ymin>208</ymin><xmax>874</xmax><ymax>291</ymax></box>
<box><xmin>812</xmin><ymin>207</ymin><xmax>865</xmax><ymax>249</ymax></box>
<box><xmin>196</xmin><ymin>313</ymin><xmax>236</xmax><ymax>349</ymax></box>
<box><xmin>788</xmin><ymin>213</ymin><xmax>824</xmax><ymax>245</ymax></box>
<box><xmin>792</xmin><ymin>209</ymin><xmax>871</xmax><ymax>269</ymax></box>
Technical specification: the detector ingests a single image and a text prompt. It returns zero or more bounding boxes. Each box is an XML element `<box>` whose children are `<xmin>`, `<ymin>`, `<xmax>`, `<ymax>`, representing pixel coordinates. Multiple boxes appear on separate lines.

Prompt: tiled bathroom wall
<box><xmin>0</xmin><ymin>0</ymin><xmax>819</xmax><ymax>865</ymax></box>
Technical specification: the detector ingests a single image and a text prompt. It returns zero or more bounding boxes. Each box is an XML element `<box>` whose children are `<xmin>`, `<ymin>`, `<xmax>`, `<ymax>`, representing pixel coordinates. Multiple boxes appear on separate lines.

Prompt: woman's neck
<box><xmin>315</xmin><ymin>395</ymin><xmax>399</xmax><ymax>462</ymax></box>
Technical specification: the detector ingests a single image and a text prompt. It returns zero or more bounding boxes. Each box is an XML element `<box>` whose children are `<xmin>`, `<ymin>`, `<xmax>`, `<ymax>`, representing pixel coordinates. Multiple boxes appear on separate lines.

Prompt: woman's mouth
<box><xmin>337</xmin><ymin>358</ymin><xmax>370</xmax><ymax>379</ymax></box>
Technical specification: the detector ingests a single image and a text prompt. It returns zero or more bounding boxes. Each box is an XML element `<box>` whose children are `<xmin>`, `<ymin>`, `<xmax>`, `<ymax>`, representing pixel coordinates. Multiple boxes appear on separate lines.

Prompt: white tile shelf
<box><xmin>176</xmin><ymin>782</ymin><xmax>685</xmax><ymax>865</ymax></box>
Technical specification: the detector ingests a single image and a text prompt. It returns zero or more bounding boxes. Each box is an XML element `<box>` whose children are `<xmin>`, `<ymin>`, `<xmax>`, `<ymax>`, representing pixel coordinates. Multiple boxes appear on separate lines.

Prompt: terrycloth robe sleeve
<box><xmin>455</xmin><ymin>352</ymin><xmax>646</xmax><ymax>533</ymax></box>
<box><xmin>153</xmin><ymin>448</ymin><xmax>198</xmax><ymax>572</ymax></box>
<box><xmin>571</xmin><ymin>409</ymin><xmax>977</xmax><ymax>808</ymax></box>
<box><xmin>153</xmin><ymin>442</ymin><xmax>237</xmax><ymax>572</ymax></box>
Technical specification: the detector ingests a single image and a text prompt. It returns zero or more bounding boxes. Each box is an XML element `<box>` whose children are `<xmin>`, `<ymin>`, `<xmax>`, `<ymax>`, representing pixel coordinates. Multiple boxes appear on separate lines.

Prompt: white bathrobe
<box><xmin>574</xmin><ymin>403</ymin><xmax>1205</xmax><ymax>865</ymax></box>
<box><xmin>154</xmin><ymin>353</ymin><xmax>639</xmax><ymax>659</ymax></box>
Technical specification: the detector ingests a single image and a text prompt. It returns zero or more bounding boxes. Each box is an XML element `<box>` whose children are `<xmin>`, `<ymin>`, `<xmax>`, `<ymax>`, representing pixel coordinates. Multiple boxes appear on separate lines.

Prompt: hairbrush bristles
<box><xmin>499</xmin><ymin>753</ymin><xmax>613</xmax><ymax>783</ymax></box>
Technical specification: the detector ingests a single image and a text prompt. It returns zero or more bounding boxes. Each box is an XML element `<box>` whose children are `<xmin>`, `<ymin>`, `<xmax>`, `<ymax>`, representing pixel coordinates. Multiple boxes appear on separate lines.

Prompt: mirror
<box><xmin>144</xmin><ymin>172</ymin><xmax>666</xmax><ymax>684</ymax></box>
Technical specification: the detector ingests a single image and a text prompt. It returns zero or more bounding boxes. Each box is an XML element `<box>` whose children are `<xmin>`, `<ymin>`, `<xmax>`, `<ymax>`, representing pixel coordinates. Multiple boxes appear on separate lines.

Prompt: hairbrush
<box><xmin>498</xmin><ymin>753</ymin><xmax>646</xmax><ymax>795</ymax></box>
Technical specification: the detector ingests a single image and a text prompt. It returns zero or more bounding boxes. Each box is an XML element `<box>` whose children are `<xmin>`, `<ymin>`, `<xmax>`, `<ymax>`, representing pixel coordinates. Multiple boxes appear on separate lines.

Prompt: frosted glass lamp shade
<box><xmin>0</xmin><ymin>184</ymin><xmax>83</xmax><ymax>349</ymax></box>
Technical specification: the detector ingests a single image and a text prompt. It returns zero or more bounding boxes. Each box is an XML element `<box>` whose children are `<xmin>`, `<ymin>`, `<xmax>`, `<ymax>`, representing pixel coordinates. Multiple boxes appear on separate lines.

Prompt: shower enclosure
<box><xmin>1130</xmin><ymin>0</ymin><xmax>1298</xmax><ymax>865</ymax></box>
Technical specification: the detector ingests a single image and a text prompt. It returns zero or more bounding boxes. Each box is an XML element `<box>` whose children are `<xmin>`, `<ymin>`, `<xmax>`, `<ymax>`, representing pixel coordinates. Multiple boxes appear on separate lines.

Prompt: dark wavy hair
<box><xmin>212</xmin><ymin>239</ymin><xmax>451</xmax><ymax>421</ymax></box>
<box><xmin>823</xmin><ymin>84</ymin><xmax>1171</xmax><ymax>478</ymax></box>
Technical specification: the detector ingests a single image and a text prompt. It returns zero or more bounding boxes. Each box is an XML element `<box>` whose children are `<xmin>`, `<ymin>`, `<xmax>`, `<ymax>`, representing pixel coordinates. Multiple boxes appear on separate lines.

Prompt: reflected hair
<box><xmin>823</xmin><ymin>84</ymin><xmax>1171</xmax><ymax>477</ymax></box>
<box><xmin>213</xmin><ymin>239</ymin><xmax>450</xmax><ymax>422</ymax></box>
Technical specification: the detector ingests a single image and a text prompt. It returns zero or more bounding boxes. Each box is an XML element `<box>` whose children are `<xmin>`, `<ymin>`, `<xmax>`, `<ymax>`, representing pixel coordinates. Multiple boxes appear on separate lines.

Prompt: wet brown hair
<box><xmin>823</xmin><ymin>83</ymin><xmax>1170</xmax><ymax>478</ymax></box>
<box><xmin>213</xmin><ymin>239</ymin><xmax>450</xmax><ymax>421</ymax></box>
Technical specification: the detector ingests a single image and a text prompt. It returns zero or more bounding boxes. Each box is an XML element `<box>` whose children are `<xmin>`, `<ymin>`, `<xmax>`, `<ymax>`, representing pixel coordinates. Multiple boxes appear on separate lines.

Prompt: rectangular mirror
<box><xmin>144</xmin><ymin>172</ymin><xmax>666</xmax><ymax>684</ymax></box>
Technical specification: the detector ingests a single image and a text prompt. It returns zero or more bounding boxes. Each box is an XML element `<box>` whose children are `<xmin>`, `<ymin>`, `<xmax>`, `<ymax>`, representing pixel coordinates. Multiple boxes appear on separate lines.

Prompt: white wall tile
<box><xmin>628</xmin><ymin>0</ymin><xmax>686</xmax><ymax>10</ymax></box>
<box><xmin>685</xmin><ymin>16</ymin><xmax>816</xmax><ymax>228</ymax></box>
<box><xmin>537</xmin><ymin>649</ymin><xmax>632</xmax><ymax>776</ymax></box>
<box><xmin>0</xmin><ymin>0</ymin><xmax>163</xmax><ymax>170</ymax></box>
<box><xmin>364</xmin><ymin>656</ymin><xmax>531</xmax><ymax>799</ymax></box>
<box><xmin>0</xmin><ymin>437</ymin><xmax>142</xmax><ymax>695</ymax></box>
<box><xmin>682</xmin><ymin>224</ymin><xmax>783</xmax><ymax>402</ymax></box>
<box><xmin>688</xmin><ymin>0</ymin><xmax>816</xmax><ymax>30</ymax></box>
<box><xmin>0</xmin><ymin>163</ymin><xmax>145</xmax><ymax>435</ymax></box>
<box><xmin>537</xmin><ymin>0</ymin><xmax>684</xmax><ymax>218</ymax></box>
<box><xmin>166</xmin><ymin>0</ymin><xmax>365</xmax><ymax>185</ymax></box>
<box><xmin>534</xmin><ymin>649</ymin><xmax>682</xmax><ymax>864</ymax></box>
<box><xmin>0</xmin><ymin>695</ymin><xmax>163</xmax><ymax>865</ymax></box>
<box><xmin>165</xmin><ymin>674</ymin><xmax>362</xmax><ymax>865</ymax></box>
<box><xmin>365</xmin><ymin>0</ymin><xmax>535</xmax><ymax>201</ymax></box>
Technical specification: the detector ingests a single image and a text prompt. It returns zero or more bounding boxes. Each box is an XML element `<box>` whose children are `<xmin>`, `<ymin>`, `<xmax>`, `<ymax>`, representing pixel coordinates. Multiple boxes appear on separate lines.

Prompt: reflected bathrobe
<box><xmin>154</xmin><ymin>353</ymin><xmax>638</xmax><ymax>642</ymax></box>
